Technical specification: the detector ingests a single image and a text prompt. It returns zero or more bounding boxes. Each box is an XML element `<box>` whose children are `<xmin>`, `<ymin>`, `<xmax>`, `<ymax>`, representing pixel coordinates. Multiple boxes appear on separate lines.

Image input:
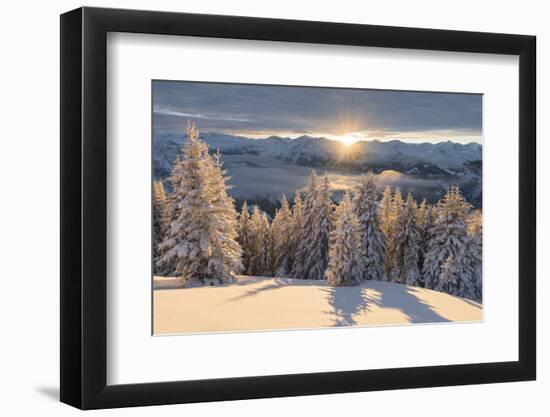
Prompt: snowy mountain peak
<box><xmin>153</xmin><ymin>131</ymin><xmax>482</xmax><ymax>207</ymax></box>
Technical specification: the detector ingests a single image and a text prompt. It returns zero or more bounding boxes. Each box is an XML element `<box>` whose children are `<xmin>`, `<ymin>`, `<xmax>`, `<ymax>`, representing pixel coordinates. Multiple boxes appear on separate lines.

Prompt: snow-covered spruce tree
<box><xmin>352</xmin><ymin>173</ymin><xmax>385</xmax><ymax>281</ymax></box>
<box><xmin>467</xmin><ymin>209</ymin><xmax>483</xmax><ymax>239</ymax></box>
<box><xmin>326</xmin><ymin>193</ymin><xmax>364</xmax><ymax>286</ymax></box>
<box><xmin>205</xmin><ymin>151</ymin><xmax>244</xmax><ymax>280</ymax></box>
<box><xmin>286</xmin><ymin>191</ymin><xmax>303</xmax><ymax>275</ymax></box>
<box><xmin>416</xmin><ymin>199</ymin><xmax>432</xmax><ymax>286</ymax></box>
<box><xmin>156</xmin><ymin>123</ymin><xmax>211</xmax><ymax>279</ymax></box>
<box><xmin>152</xmin><ymin>180</ymin><xmax>168</xmax><ymax>274</ymax></box>
<box><xmin>379</xmin><ymin>185</ymin><xmax>394</xmax><ymax>279</ymax></box>
<box><xmin>466</xmin><ymin>209</ymin><xmax>483</xmax><ymax>301</ymax></box>
<box><xmin>422</xmin><ymin>186</ymin><xmax>476</xmax><ymax>297</ymax></box>
<box><xmin>237</xmin><ymin>201</ymin><xmax>252</xmax><ymax>273</ymax></box>
<box><xmin>385</xmin><ymin>188</ymin><xmax>404</xmax><ymax>282</ymax></box>
<box><xmin>155</xmin><ymin>159</ymin><xmax>183</xmax><ymax>276</ymax></box>
<box><xmin>261</xmin><ymin>212</ymin><xmax>274</xmax><ymax>276</ymax></box>
<box><xmin>247</xmin><ymin>205</ymin><xmax>267</xmax><ymax>276</ymax></box>
<box><xmin>437</xmin><ymin>254</ymin><xmax>458</xmax><ymax>294</ymax></box>
<box><xmin>392</xmin><ymin>188</ymin><xmax>404</xmax><ymax>227</ymax></box>
<box><xmin>271</xmin><ymin>194</ymin><xmax>294</xmax><ymax>276</ymax></box>
<box><xmin>388</xmin><ymin>258</ymin><xmax>400</xmax><ymax>283</ymax></box>
<box><xmin>292</xmin><ymin>171</ymin><xmax>333</xmax><ymax>280</ymax></box>
<box><xmin>461</xmin><ymin>234</ymin><xmax>482</xmax><ymax>301</ymax></box>
<box><xmin>400</xmin><ymin>193</ymin><xmax>422</xmax><ymax>286</ymax></box>
<box><xmin>156</xmin><ymin>123</ymin><xmax>242</xmax><ymax>283</ymax></box>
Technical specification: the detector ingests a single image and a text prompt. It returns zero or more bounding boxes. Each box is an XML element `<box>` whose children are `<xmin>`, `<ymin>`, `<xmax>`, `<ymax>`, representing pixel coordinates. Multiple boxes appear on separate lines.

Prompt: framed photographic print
<box><xmin>60</xmin><ymin>6</ymin><xmax>536</xmax><ymax>409</ymax></box>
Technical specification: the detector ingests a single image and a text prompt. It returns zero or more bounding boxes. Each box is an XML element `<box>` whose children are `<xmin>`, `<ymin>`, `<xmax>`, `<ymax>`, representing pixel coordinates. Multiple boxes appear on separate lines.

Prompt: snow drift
<box><xmin>153</xmin><ymin>276</ymin><xmax>482</xmax><ymax>335</ymax></box>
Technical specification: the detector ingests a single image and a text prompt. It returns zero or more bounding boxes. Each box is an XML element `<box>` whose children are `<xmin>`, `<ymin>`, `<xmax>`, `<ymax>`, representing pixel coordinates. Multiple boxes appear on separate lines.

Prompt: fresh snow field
<box><xmin>153</xmin><ymin>276</ymin><xmax>482</xmax><ymax>334</ymax></box>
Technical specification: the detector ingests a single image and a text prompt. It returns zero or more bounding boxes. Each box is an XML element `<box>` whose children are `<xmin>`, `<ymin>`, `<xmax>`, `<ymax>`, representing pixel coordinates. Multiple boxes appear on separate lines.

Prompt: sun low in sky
<box><xmin>153</xmin><ymin>81</ymin><xmax>482</xmax><ymax>145</ymax></box>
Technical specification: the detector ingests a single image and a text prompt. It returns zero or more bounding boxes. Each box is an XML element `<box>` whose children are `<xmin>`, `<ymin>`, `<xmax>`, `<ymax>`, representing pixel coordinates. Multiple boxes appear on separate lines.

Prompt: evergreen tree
<box><xmin>156</xmin><ymin>123</ymin><xmax>242</xmax><ymax>282</ymax></box>
<box><xmin>152</xmin><ymin>180</ymin><xmax>168</xmax><ymax>274</ymax></box>
<box><xmin>237</xmin><ymin>201</ymin><xmax>252</xmax><ymax>272</ymax></box>
<box><xmin>392</xmin><ymin>188</ymin><xmax>405</xmax><ymax>228</ymax></box>
<box><xmin>386</xmin><ymin>188</ymin><xmax>404</xmax><ymax>282</ymax></box>
<box><xmin>467</xmin><ymin>210</ymin><xmax>483</xmax><ymax>237</ymax></box>
<box><xmin>400</xmin><ymin>193</ymin><xmax>422</xmax><ymax>286</ymax></box>
<box><xmin>326</xmin><ymin>193</ymin><xmax>364</xmax><ymax>286</ymax></box>
<box><xmin>156</xmin><ymin>123</ymin><xmax>212</xmax><ymax>279</ymax></box>
<box><xmin>261</xmin><ymin>212</ymin><xmax>273</xmax><ymax>276</ymax></box>
<box><xmin>205</xmin><ymin>151</ymin><xmax>244</xmax><ymax>280</ymax></box>
<box><xmin>423</xmin><ymin>186</ymin><xmax>477</xmax><ymax>297</ymax></box>
<box><xmin>379</xmin><ymin>185</ymin><xmax>394</xmax><ymax>279</ymax></box>
<box><xmin>462</xmin><ymin>235</ymin><xmax>482</xmax><ymax>301</ymax></box>
<box><xmin>416</xmin><ymin>199</ymin><xmax>432</xmax><ymax>286</ymax></box>
<box><xmin>248</xmin><ymin>205</ymin><xmax>267</xmax><ymax>276</ymax></box>
<box><xmin>271</xmin><ymin>195</ymin><xmax>294</xmax><ymax>276</ymax></box>
<box><xmin>388</xmin><ymin>258</ymin><xmax>400</xmax><ymax>283</ymax></box>
<box><xmin>292</xmin><ymin>171</ymin><xmax>333</xmax><ymax>279</ymax></box>
<box><xmin>465</xmin><ymin>209</ymin><xmax>483</xmax><ymax>301</ymax></box>
<box><xmin>287</xmin><ymin>191</ymin><xmax>303</xmax><ymax>275</ymax></box>
<box><xmin>352</xmin><ymin>173</ymin><xmax>385</xmax><ymax>281</ymax></box>
<box><xmin>437</xmin><ymin>254</ymin><xmax>458</xmax><ymax>294</ymax></box>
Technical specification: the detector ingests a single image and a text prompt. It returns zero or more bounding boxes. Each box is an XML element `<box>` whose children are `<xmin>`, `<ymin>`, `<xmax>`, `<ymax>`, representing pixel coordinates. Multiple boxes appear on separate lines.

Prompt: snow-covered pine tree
<box><xmin>437</xmin><ymin>254</ymin><xmax>458</xmax><ymax>294</ymax></box>
<box><xmin>205</xmin><ymin>151</ymin><xmax>243</xmax><ymax>280</ymax></box>
<box><xmin>400</xmin><ymin>193</ymin><xmax>422</xmax><ymax>286</ymax></box>
<box><xmin>379</xmin><ymin>185</ymin><xmax>393</xmax><ymax>237</ymax></box>
<box><xmin>156</xmin><ymin>122</ymin><xmax>212</xmax><ymax>280</ymax></box>
<box><xmin>271</xmin><ymin>194</ymin><xmax>294</xmax><ymax>276</ymax></box>
<box><xmin>237</xmin><ymin>201</ymin><xmax>252</xmax><ymax>272</ymax></box>
<box><xmin>465</xmin><ymin>209</ymin><xmax>483</xmax><ymax>301</ymax></box>
<box><xmin>326</xmin><ymin>193</ymin><xmax>364</xmax><ymax>286</ymax></box>
<box><xmin>152</xmin><ymin>180</ymin><xmax>168</xmax><ymax>274</ymax></box>
<box><xmin>416</xmin><ymin>199</ymin><xmax>432</xmax><ymax>286</ymax></box>
<box><xmin>386</xmin><ymin>188</ymin><xmax>404</xmax><ymax>282</ymax></box>
<box><xmin>287</xmin><ymin>191</ymin><xmax>303</xmax><ymax>275</ymax></box>
<box><xmin>423</xmin><ymin>186</ymin><xmax>476</xmax><ymax>297</ymax></box>
<box><xmin>352</xmin><ymin>173</ymin><xmax>385</xmax><ymax>281</ymax></box>
<box><xmin>461</xmin><ymin>235</ymin><xmax>482</xmax><ymax>301</ymax></box>
<box><xmin>379</xmin><ymin>185</ymin><xmax>394</xmax><ymax>279</ymax></box>
<box><xmin>292</xmin><ymin>171</ymin><xmax>333</xmax><ymax>280</ymax></box>
<box><xmin>247</xmin><ymin>205</ymin><xmax>267</xmax><ymax>276</ymax></box>
<box><xmin>156</xmin><ymin>122</ymin><xmax>242</xmax><ymax>283</ymax></box>
<box><xmin>388</xmin><ymin>258</ymin><xmax>400</xmax><ymax>283</ymax></box>
<box><xmin>261</xmin><ymin>212</ymin><xmax>274</xmax><ymax>276</ymax></box>
<box><xmin>392</xmin><ymin>188</ymin><xmax>404</xmax><ymax>226</ymax></box>
<box><xmin>467</xmin><ymin>210</ymin><xmax>483</xmax><ymax>237</ymax></box>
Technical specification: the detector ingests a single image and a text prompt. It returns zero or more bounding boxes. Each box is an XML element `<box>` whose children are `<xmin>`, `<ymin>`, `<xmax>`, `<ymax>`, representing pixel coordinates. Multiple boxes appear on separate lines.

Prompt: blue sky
<box><xmin>153</xmin><ymin>80</ymin><xmax>482</xmax><ymax>144</ymax></box>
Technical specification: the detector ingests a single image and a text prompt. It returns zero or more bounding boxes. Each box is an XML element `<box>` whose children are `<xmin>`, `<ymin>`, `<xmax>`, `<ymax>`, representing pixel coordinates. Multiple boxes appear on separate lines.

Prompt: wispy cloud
<box><xmin>153</xmin><ymin>105</ymin><xmax>252</xmax><ymax>123</ymax></box>
<box><xmin>153</xmin><ymin>81</ymin><xmax>482</xmax><ymax>144</ymax></box>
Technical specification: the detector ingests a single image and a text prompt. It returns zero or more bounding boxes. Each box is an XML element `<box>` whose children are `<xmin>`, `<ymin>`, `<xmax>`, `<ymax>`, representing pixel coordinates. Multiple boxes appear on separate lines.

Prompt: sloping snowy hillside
<box><xmin>153</xmin><ymin>276</ymin><xmax>482</xmax><ymax>334</ymax></box>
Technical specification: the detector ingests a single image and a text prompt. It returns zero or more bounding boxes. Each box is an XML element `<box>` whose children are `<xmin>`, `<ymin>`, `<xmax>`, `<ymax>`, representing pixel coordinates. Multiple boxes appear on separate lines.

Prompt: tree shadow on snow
<box><xmin>321</xmin><ymin>286</ymin><xmax>370</xmax><ymax>326</ymax></box>
<box><xmin>372</xmin><ymin>284</ymin><xmax>450</xmax><ymax>324</ymax></box>
<box><xmin>460</xmin><ymin>297</ymin><xmax>483</xmax><ymax>309</ymax></box>
<box><xmin>323</xmin><ymin>282</ymin><xmax>450</xmax><ymax>326</ymax></box>
<box><xmin>222</xmin><ymin>282</ymin><xmax>284</xmax><ymax>303</ymax></box>
<box><xmin>219</xmin><ymin>277</ymin><xmax>326</xmax><ymax>305</ymax></box>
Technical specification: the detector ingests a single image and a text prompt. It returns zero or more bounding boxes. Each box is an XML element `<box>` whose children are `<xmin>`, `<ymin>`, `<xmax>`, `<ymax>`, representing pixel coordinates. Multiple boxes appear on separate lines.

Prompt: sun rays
<box><xmin>333</xmin><ymin>133</ymin><xmax>362</xmax><ymax>147</ymax></box>
<box><xmin>328</xmin><ymin>107</ymin><xmax>370</xmax><ymax>146</ymax></box>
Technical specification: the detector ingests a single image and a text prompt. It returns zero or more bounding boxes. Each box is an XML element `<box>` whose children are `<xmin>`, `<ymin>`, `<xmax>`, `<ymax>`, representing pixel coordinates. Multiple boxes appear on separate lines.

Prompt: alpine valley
<box><xmin>153</xmin><ymin>132</ymin><xmax>482</xmax><ymax>214</ymax></box>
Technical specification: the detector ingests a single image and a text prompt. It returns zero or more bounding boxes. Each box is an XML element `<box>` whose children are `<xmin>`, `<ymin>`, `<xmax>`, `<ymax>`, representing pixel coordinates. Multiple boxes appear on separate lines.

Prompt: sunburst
<box><xmin>330</xmin><ymin>107</ymin><xmax>369</xmax><ymax>146</ymax></box>
<box><xmin>334</xmin><ymin>134</ymin><xmax>361</xmax><ymax>147</ymax></box>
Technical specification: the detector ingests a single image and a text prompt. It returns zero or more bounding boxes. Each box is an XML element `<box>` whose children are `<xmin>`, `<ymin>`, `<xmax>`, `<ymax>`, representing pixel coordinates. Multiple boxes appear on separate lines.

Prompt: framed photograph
<box><xmin>60</xmin><ymin>6</ymin><xmax>536</xmax><ymax>409</ymax></box>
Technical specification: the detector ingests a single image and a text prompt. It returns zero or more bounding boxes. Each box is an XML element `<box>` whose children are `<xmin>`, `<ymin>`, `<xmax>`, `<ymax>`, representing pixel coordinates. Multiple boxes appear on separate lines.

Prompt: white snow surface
<box><xmin>153</xmin><ymin>275</ymin><xmax>482</xmax><ymax>334</ymax></box>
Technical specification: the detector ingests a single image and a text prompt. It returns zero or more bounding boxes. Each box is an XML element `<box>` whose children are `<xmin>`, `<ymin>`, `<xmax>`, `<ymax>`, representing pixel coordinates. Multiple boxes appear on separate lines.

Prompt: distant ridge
<box><xmin>153</xmin><ymin>131</ymin><xmax>482</xmax><ymax>208</ymax></box>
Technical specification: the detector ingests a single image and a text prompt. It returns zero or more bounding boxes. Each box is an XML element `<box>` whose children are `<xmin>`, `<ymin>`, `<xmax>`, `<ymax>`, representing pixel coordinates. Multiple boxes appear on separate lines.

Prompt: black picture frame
<box><xmin>60</xmin><ymin>6</ymin><xmax>536</xmax><ymax>410</ymax></box>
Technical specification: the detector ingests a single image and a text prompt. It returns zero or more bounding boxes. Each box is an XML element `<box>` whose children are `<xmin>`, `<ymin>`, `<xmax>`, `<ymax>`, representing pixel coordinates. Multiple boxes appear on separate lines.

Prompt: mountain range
<box><xmin>153</xmin><ymin>132</ymin><xmax>482</xmax><ymax>209</ymax></box>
